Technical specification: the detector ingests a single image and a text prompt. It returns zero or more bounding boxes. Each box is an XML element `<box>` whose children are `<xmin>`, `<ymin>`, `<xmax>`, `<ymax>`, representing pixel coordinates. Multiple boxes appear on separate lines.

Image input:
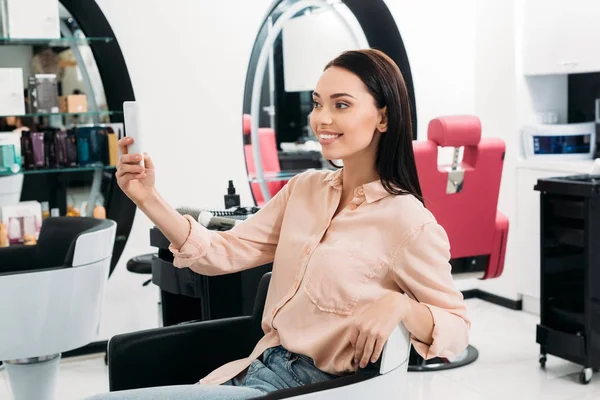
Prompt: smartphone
<box><xmin>123</xmin><ymin>101</ymin><xmax>144</xmax><ymax>166</ymax></box>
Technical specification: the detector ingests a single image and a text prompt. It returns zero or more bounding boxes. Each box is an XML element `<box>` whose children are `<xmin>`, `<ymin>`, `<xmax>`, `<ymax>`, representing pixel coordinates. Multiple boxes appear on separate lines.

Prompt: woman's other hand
<box><xmin>349</xmin><ymin>292</ymin><xmax>410</xmax><ymax>369</ymax></box>
<box><xmin>116</xmin><ymin>137</ymin><xmax>156</xmax><ymax>206</ymax></box>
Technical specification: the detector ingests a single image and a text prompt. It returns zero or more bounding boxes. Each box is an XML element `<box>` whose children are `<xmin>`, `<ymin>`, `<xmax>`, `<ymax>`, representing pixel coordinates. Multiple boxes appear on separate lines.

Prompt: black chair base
<box><xmin>408</xmin><ymin>345</ymin><xmax>478</xmax><ymax>372</ymax></box>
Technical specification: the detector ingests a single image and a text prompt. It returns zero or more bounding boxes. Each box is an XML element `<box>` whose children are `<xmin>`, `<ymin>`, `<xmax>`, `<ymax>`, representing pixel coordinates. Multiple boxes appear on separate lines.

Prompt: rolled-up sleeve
<box><xmin>390</xmin><ymin>222</ymin><xmax>471</xmax><ymax>360</ymax></box>
<box><xmin>168</xmin><ymin>174</ymin><xmax>302</xmax><ymax>276</ymax></box>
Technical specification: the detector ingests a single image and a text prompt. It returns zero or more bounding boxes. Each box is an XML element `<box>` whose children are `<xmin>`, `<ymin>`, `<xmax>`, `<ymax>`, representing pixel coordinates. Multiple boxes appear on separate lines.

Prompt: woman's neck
<box><xmin>340</xmin><ymin>158</ymin><xmax>379</xmax><ymax>197</ymax></box>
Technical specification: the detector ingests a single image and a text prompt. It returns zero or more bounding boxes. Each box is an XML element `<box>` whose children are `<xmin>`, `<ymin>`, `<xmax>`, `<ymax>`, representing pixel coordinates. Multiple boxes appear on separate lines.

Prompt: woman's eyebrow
<box><xmin>312</xmin><ymin>92</ymin><xmax>356</xmax><ymax>99</ymax></box>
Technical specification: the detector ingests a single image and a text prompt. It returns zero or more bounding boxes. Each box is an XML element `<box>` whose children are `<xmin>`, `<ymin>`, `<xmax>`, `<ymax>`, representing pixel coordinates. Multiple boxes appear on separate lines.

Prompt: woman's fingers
<box><xmin>117</xmin><ymin>172</ymin><xmax>145</xmax><ymax>186</ymax></box>
<box><xmin>360</xmin><ymin>335</ymin><xmax>376</xmax><ymax>368</ymax></box>
<box><xmin>118</xmin><ymin>137</ymin><xmax>131</xmax><ymax>155</ymax></box>
<box><xmin>354</xmin><ymin>330</ymin><xmax>367</xmax><ymax>365</ymax></box>
<box><xmin>116</xmin><ymin>163</ymin><xmax>144</xmax><ymax>178</ymax></box>
<box><xmin>371</xmin><ymin>338</ymin><xmax>385</xmax><ymax>364</ymax></box>
<box><xmin>119</xmin><ymin>153</ymin><xmax>142</xmax><ymax>165</ymax></box>
<box><xmin>143</xmin><ymin>153</ymin><xmax>154</xmax><ymax>169</ymax></box>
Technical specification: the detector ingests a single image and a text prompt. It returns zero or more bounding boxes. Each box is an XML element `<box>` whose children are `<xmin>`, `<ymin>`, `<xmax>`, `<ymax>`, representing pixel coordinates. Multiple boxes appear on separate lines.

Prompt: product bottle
<box><xmin>0</xmin><ymin>223</ymin><xmax>9</xmax><ymax>247</ymax></box>
<box><xmin>31</xmin><ymin>132</ymin><xmax>45</xmax><ymax>168</ymax></box>
<box><xmin>93</xmin><ymin>199</ymin><xmax>106</xmax><ymax>219</ymax></box>
<box><xmin>224</xmin><ymin>180</ymin><xmax>241</xmax><ymax>209</ymax></box>
<box><xmin>41</xmin><ymin>201</ymin><xmax>50</xmax><ymax>220</ymax></box>
<box><xmin>21</xmin><ymin>132</ymin><xmax>35</xmax><ymax>170</ymax></box>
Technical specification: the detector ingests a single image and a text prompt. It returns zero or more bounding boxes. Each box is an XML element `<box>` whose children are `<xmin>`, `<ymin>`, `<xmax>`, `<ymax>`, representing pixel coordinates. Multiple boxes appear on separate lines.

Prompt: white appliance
<box><xmin>522</xmin><ymin>122</ymin><xmax>596</xmax><ymax>160</ymax></box>
<box><xmin>0</xmin><ymin>173</ymin><xmax>23</xmax><ymax>205</ymax></box>
<box><xmin>282</xmin><ymin>4</ymin><xmax>368</xmax><ymax>92</ymax></box>
<box><xmin>0</xmin><ymin>68</ymin><xmax>25</xmax><ymax>116</ymax></box>
<box><xmin>0</xmin><ymin>0</ymin><xmax>60</xmax><ymax>39</ymax></box>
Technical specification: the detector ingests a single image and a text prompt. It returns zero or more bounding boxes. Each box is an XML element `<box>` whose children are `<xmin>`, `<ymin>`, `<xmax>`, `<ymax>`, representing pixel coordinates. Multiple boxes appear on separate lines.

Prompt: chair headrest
<box><xmin>38</xmin><ymin>217</ymin><xmax>114</xmax><ymax>268</ymax></box>
<box><xmin>243</xmin><ymin>114</ymin><xmax>251</xmax><ymax>135</ymax></box>
<box><xmin>427</xmin><ymin>116</ymin><xmax>481</xmax><ymax>147</ymax></box>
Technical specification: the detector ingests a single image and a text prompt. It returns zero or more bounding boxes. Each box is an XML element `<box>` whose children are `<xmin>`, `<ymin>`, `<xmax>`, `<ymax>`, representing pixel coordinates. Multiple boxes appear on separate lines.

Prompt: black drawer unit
<box><xmin>534</xmin><ymin>174</ymin><xmax>600</xmax><ymax>384</ymax></box>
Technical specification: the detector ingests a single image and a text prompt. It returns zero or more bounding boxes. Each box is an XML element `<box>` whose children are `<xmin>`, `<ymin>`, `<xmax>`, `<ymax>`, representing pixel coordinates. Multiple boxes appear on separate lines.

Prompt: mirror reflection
<box><xmin>243</xmin><ymin>0</ymin><xmax>368</xmax><ymax>205</ymax></box>
<box><xmin>0</xmin><ymin>2</ymin><xmax>121</xmax><ymax>241</ymax></box>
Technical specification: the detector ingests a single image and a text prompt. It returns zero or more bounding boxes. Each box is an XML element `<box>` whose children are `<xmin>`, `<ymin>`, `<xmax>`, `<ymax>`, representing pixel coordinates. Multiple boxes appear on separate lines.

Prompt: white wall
<box><xmin>469</xmin><ymin>0</ymin><xmax>520</xmax><ymax>300</ymax></box>
<box><xmin>390</xmin><ymin>0</ymin><xmax>477</xmax><ymax>140</ymax></box>
<box><xmin>95</xmin><ymin>0</ymin><xmax>272</xmax><ymax>339</ymax></box>
<box><xmin>95</xmin><ymin>0</ymin><xmax>499</xmax><ymax>339</ymax></box>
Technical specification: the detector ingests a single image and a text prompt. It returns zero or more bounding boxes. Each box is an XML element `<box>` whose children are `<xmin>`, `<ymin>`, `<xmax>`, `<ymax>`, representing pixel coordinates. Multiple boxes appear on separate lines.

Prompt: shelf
<box><xmin>0</xmin><ymin>110</ymin><xmax>122</xmax><ymax>119</ymax></box>
<box><xmin>0</xmin><ymin>165</ymin><xmax>116</xmax><ymax>176</ymax></box>
<box><xmin>0</xmin><ymin>36</ymin><xmax>113</xmax><ymax>47</ymax></box>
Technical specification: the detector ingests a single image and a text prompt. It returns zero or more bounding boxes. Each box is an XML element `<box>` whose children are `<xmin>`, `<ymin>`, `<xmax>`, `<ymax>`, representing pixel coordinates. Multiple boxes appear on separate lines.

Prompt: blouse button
<box><xmin>349</xmin><ymin>203</ymin><xmax>358</xmax><ymax>210</ymax></box>
<box><xmin>357</xmin><ymin>187</ymin><xmax>365</xmax><ymax>196</ymax></box>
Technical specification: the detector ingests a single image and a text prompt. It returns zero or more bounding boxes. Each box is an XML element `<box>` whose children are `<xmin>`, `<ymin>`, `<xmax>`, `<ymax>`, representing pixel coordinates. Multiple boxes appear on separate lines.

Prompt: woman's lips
<box><xmin>318</xmin><ymin>132</ymin><xmax>343</xmax><ymax>145</ymax></box>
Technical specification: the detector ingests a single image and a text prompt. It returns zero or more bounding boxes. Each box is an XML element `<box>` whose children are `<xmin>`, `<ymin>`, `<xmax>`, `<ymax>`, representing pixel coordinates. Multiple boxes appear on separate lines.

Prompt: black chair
<box><xmin>107</xmin><ymin>273</ymin><xmax>412</xmax><ymax>399</ymax></box>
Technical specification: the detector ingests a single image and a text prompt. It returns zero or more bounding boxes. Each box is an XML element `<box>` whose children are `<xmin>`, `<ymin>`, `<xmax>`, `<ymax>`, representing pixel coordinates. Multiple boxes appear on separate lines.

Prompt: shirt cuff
<box><xmin>168</xmin><ymin>214</ymin><xmax>211</xmax><ymax>268</ymax></box>
<box><xmin>410</xmin><ymin>303</ymin><xmax>469</xmax><ymax>360</ymax></box>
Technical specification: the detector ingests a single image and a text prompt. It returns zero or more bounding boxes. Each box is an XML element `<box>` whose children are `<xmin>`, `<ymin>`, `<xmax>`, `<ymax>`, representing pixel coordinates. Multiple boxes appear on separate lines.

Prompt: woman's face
<box><xmin>310</xmin><ymin>67</ymin><xmax>387</xmax><ymax>163</ymax></box>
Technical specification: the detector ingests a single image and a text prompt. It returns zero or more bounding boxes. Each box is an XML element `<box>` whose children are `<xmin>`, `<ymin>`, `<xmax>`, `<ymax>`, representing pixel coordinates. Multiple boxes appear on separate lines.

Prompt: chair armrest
<box><xmin>108</xmin><ymin>315</ymin><xmax>257</xmax><ymax>391</ymax></box>
<box><xmin>0</xmin><ymin>245</ymin><xmax>39</xmax><ymax>274</ymax></box>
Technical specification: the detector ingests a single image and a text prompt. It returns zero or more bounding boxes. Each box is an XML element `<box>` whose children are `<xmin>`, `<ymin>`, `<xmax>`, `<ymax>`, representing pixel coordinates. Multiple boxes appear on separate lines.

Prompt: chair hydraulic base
<box><xmin>4</xmin><ymin>354</ymin><xmax>61</xmax><ymax>400</ymax></box>
<box><xmin>408</xmin><ymin>345</ymin><xmax>478</xmax><ymax>372</ymax></box>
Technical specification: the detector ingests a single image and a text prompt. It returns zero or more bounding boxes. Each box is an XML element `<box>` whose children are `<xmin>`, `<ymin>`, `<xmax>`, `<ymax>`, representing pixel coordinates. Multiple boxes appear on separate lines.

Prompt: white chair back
<box><xmin>0</xmin><ymin>219</ymin><xmax>116</xmax><ymax>361</ymax></box>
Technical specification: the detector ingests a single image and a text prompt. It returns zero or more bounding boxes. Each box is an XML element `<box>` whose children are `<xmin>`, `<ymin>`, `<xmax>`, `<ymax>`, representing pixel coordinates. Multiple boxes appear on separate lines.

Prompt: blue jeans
<box><xmin>86</xmin><ymin>346</ymin><xmax>338</xmax><ymax>399</ymax></box>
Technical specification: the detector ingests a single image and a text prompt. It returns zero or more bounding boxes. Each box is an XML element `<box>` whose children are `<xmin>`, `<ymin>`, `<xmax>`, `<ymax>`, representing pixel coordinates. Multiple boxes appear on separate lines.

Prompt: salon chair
<box><xmin>243</xmin><ymin>114</ymin><xmax>286</xmax><ymax>206</ymax></box>
<box><xmin>0</xmin><ymin>217</ymin><xmax>117</xmax><ymax>400</ymax></box>
<box><xmin>107</xmin><ymin>272</ymin><xmax>411</xmax><ymax>398</ymax></box>
<box><xmin>410</xmin><ymin>115</ymin><xmax>508</xmax><ymax>371</ymax></box>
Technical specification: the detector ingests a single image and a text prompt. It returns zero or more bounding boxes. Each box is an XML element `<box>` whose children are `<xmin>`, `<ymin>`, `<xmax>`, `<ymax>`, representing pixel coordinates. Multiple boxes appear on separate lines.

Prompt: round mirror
<box><xmin>242</xmin><ymin>0</ymin><xmax>416</xmax><ymax>206</ymax></box>
<box><xmin>0</xmin><ymin>0</ymin><xmax>135</xmax><ymax>276</ymax></box>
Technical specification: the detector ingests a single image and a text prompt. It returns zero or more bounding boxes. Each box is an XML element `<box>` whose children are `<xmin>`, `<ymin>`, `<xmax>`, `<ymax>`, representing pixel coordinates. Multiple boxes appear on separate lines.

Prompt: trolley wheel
<box><xmin>539</xmin><ymin>354</ymin><xmax>547</xmax><ymax>369</ymax></box>
<box><xmin>579</xmin><ymin>368</ymin><xmax>592</xmax><ymax>384</ymax></box>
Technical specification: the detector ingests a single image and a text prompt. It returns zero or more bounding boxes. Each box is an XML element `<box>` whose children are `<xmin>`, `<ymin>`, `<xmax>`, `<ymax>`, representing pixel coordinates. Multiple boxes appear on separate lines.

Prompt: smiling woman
<box><xmin>241</xmin><ymin>0</ymin><xmax>416</xmax><ymax>205</ymax></box>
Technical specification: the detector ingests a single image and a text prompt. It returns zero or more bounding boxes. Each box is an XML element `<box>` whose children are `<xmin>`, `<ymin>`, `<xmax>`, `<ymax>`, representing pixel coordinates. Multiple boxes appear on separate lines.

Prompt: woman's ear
<box><xmin>377</xmin><ymin>107</ymin><xmax>388</xmax><ymax>133</ymax></box>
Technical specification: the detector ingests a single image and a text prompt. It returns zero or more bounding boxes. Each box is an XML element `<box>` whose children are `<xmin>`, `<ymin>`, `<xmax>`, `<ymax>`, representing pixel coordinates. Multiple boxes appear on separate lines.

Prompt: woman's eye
<box><xmin>312</xmin><ymin>101</ymin><xmax>321</xmax><ymax>109</ymax></box>
<box><xmin>335</xmin><ymin>102</ymin><xmax>349</xmax><ymax>109</ymax></box>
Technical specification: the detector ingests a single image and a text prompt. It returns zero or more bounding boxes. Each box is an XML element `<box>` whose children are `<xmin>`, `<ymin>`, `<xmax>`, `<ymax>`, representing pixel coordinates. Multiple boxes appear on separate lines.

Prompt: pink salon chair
<box><xmin>411</xmin><ymin>115</ymin><xmax>509</xmax><ymax>371</ymax></box>
<box><xmin>242</xmin><ymin>114</ymin><xmax>286</xmax><ymax>206</ymax></box>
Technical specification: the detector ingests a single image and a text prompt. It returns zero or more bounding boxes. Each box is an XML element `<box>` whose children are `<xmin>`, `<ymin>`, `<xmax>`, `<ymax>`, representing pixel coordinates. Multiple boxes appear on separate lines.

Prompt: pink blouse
<box><xmin>169</xmin><ymin>168</ymin><xmax>470</xmax><ymax>385</ymax></box>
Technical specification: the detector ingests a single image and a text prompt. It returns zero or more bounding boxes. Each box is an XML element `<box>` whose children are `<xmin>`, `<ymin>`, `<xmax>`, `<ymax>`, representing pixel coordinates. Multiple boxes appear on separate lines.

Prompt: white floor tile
<box><xmin>1</xmin><ymin>299</ymin><xmax>599</xmax><ymax>399</ymax></box>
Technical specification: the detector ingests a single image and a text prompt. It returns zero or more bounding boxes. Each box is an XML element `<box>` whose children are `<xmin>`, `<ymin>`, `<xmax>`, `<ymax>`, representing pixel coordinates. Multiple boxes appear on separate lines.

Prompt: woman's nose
<box><xmin>313</xmin><ymin>108</ymin><xmax>333</xmax><ymax>125</ymax></box>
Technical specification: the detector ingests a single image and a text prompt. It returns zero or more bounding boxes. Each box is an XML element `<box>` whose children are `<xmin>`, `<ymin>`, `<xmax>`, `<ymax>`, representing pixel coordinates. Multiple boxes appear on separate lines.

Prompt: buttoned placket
<box><xmin>348</xmin><ymin>186</ymin><xmax>366</xmax><ymax>211</ymax></box>
<box><xmin>270</xmin><ymin>185</ymin><xmax>343</xmax><ymax>325</ymax></box>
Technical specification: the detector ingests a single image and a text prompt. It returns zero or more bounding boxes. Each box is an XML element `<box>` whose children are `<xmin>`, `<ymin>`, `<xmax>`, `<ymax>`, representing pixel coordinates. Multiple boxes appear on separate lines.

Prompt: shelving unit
<box><xmin>0</xmin><ymin>165</ymin><xmax>115</xmax><ymax>177</ymax></box>
<box><xmin>0</xmin><ymin>36</ymin><xmax>113</xmax><ymax>46</ymax></box>
<box><xmin>0</xmin><ymin>110</ymin><xmax>121</xmax><ymax>119</ymax></box>
<box><xmin>0</xmin><ymin>0</ymin><xmax>137</xmax><ymax>279</ymax></box>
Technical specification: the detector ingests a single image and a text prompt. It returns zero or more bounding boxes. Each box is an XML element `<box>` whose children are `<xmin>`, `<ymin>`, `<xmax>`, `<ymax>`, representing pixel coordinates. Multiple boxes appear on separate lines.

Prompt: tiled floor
<box><xmin>1</xmin><ymin>299</ymin><xmax>599</xmax><ymax>399</ymax></box>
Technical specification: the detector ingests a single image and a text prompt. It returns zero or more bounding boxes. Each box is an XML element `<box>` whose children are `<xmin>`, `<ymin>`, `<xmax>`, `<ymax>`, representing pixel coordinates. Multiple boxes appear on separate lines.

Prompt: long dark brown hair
<box><xmin>324</xmin><ymin>49</ymin><xmax>423</xmax><ymax>203</ymax></box>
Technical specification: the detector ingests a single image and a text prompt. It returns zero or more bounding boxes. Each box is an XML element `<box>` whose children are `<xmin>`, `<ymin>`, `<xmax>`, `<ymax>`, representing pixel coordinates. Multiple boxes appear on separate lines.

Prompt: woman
<box><xmin>88</xmin><ymin>49</ymin><xmax>469</xmax><ymax>399</ymax></box>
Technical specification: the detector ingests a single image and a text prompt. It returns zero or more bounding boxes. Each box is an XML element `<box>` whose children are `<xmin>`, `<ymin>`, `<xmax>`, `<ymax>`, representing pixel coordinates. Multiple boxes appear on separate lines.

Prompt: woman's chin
<box><xmin>321</xmin><ymin>150</ymin><xmax>345</xmax><ymax>162</ymax></box>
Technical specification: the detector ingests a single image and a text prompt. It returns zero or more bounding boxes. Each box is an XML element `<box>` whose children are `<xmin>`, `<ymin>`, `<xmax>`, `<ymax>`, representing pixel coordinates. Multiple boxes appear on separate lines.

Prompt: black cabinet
<box><xmin>534</xmin><ymin>174</ymin><xmax>600</xmax><ymax>384</ymax></box>
<box><xmin>149</xmin><ymin>227</ymin><xmax>272</xmax><ymax>326</ymax></box>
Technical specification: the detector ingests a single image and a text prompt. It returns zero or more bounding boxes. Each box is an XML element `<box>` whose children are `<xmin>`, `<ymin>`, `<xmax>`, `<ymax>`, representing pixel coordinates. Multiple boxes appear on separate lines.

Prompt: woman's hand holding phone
<box><xmin>116</xmin><ymin>137</ymin><xmax>156</xmax><ymax>206</ymax></box>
